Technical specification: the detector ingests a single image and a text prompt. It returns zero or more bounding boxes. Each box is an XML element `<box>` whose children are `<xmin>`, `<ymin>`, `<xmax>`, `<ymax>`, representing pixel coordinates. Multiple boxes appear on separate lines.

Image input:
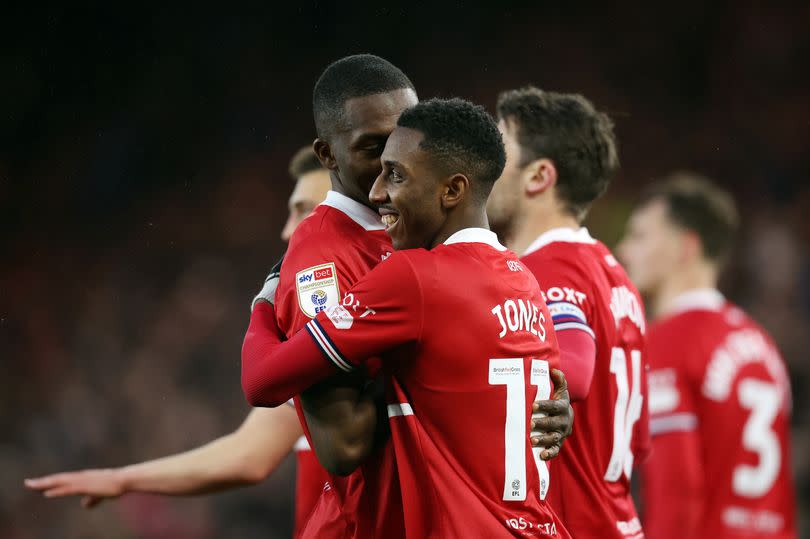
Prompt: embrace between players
<box><xmin>28</xmin><ymin>54</ymin><xmax>797</xmax><ymax>538</ymax></box>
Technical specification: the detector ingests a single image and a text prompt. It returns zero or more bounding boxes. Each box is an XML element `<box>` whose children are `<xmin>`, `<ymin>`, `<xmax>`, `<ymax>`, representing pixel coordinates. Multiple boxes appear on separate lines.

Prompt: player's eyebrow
<box><xmin>383</xmin><ymin>159</ymin><xmax>405</xmax><ymax>170</ymax></box>
<box><xmin>351</xmin><ymin>133</ymin><xmax>388</xmax><ymax>147</ymax></box>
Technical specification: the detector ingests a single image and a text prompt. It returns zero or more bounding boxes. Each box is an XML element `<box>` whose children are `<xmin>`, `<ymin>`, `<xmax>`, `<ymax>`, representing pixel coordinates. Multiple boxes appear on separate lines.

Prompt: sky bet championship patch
<box><xmin>295</xmin><ymin>262</ymin><xmax>340</xmax><ymax>318</ymax></box>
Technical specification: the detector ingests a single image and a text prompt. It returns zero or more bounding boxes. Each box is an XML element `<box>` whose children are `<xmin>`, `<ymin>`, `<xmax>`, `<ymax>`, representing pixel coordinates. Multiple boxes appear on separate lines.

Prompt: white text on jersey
<box><xmin>491</xmin><ymin>299</ymin><xmax>547</xmax><ymax>341</ymax></box>
<box><xmin>609</xmin><ymin>285</ymin><xmax>645</xmax><ymax>333</ymax></box>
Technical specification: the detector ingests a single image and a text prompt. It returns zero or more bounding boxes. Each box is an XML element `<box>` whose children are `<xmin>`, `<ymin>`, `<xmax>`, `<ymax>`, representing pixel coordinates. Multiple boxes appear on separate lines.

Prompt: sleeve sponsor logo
<box><xmin>325</xmin><ymin>304</ymin><xmax>354</xmax><ymax>330</ymax></box>
<box><xmin>295</xmin><ymin>263</ymin><xmax>340</xmax><ymax>318</ymax></box>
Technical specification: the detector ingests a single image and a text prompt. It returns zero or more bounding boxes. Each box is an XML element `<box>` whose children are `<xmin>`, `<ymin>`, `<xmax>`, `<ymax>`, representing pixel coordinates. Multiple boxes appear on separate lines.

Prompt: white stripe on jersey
<box><xmin>650</xmin><ymin>412</ymin><xmax>698</xmax><ymax>436</ymax></box>
<box><xmin>553</xmin><ymin>321</ymin><xmax>596</xmax><ymax>339</ymax></box>
<box><xmin>307</xmin><ymin>320</ymin><xmax>354</xmax><ymax>372</ymax></box>
<box><xmin>387</xmin><ymin>403</ymin><xmax>414</xmax><ymax>417</ymax></box>
<box><xmin>548</xmin><ymin>301</ymin><xmax>588</xmax><ymax>324</ymax></box>
<box><xmin>293</xmin><ymin>436</ymin><xmax>311</xmax><ymax>451</ymax></box>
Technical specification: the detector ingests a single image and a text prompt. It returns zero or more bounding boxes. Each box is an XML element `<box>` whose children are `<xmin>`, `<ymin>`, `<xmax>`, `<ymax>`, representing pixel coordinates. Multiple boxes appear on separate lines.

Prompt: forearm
<box><xmin>116</xmin><ymin>435</ymin><xmax>256</xmax><ymax>495</ymax></box>
<box><xmin>241</xmin><ymin>305</ymin><xmax>337</xmax><ymax>407</ymax></box>
<box><xmin>119</xmin><ymin>406</ymin><xmax>301</xmax><ymax>496</ymax></box>
<box><xmin>301</xmin><ymin>378</ymin><xmax>378</xmax><ymax>476</ymax></box>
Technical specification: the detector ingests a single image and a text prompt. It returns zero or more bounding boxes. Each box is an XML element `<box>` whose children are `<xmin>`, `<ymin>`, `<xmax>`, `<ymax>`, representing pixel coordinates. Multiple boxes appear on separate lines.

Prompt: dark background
<box><xmin>2</xmin><ymin>3</ymin><xmax>808</xmax><ymax>538</ymax></box>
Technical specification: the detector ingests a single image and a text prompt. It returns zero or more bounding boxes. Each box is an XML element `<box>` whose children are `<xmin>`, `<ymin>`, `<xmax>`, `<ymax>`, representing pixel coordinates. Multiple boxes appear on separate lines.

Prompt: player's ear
<box><xmin>442</xmin><ymin>173</ymin><xmax>468</xmax><ymax>210</ymax></box>
<box><xmin>681</xmin><ymin>230</ymin><xmax>703</xmax><ymax>264</ymax></box>
<box><xmin>523</xmin><ymin>158</ymin><xmax>557</xmax><ymax>197</ymax></box>
<box><xmin>313</xmin><ymin>138</ymin><xmax>338</xmax><ymax>171</ymax></box>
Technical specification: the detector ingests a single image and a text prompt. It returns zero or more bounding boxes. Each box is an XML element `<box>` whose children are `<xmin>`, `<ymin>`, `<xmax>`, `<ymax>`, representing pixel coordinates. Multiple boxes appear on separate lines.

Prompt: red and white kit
<box><xmin>643</xmin><ymin>289</ymin><xmax>796</xmax><ymax>539</ymax></box>
<box><xmin>521</xmin><ymin>227</ymin><xmax>649</xmax><ymax>539</ymax></box>
<box><xmin>243</xmin><ymin>190</ymin><xmax>402</xmax><ymax>538</ymax></box>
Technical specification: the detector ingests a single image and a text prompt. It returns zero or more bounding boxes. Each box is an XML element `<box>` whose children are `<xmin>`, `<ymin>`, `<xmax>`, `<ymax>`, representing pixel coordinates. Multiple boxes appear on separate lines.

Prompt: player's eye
<box><xmin>390</xmin><ymin>169</ymin><xmax>404</xmax><ymax>183</ymax></box>
<box><xmin>361</xmin><ymin>145</ymin><xmax>383</xmax><ymax>157</ymax></box>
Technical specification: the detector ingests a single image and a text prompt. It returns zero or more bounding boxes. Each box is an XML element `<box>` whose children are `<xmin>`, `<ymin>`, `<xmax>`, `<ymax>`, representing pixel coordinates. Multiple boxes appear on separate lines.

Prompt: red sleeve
<box><xmin>241</xmin><ymin>253</ymin><xmax>422</xmax><ymax>407</ymax></box>
<box><xmin>556</xmin><ymin>329</ymin><xmax>597</xmax><ymax>401</ymax></box>
<box><xmin>306</xmin><ymin>252</ymin><xmax>422</xmax><ymax>371</ymax></box>
<box><xmin>275</xmin><ymin>229</ymin><xmax>357</xmax><ymax>338</ymax></box>
<box><xmin>241</xmin><ymin>301</ymin><xmax>341</xmax><ymax>407</ymax></box>
<box><xmin>524</xmin><ymin>255</ymin><xmax>597</xmax><ymax>399</ymax></box>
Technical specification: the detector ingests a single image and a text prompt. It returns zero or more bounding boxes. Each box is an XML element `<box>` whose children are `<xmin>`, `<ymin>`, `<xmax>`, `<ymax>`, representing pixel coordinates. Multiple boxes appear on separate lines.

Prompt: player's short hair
<box><xmin>312</xmin><ymin>54</ymin><xmax>416</xmax><ymax>139</ymax></box>
<box><xmin>640</xmin><ymin>172</ymin><xmax>739</xmax><ymax>264</ymax></box>
<box><xmin>496</xmin><ymin>87</ymin><xmax>619</xmax><ymax>220</ymax></box>
<box><xmin>288</xmin><ymin>145</ymin><xmax>324</xmax><ymax>179</ymax></box>
<box><xmin>397</xmin><ymin>97</ymin><xmax>506</xmax><ymax>203</ymax></box>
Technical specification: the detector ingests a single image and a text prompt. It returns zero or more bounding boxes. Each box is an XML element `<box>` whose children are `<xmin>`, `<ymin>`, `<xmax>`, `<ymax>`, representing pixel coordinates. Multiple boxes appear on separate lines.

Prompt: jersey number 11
<box><xmin>489</xmin><ymin>358</ymin><xmax>551</xmax><ymax>502</ymax></box>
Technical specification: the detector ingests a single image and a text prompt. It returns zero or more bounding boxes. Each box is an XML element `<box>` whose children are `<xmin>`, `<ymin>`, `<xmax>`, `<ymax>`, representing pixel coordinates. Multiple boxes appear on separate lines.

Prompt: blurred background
<box><xmin>2</xmin><ymin>3</ymin><xmax>808</xmax><ymax>538</ymax></box>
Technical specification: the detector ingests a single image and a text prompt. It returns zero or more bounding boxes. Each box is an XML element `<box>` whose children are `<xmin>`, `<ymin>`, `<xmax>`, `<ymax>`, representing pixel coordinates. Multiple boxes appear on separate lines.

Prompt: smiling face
<box><xmin>325</xmin><ymin>89</ymin><xmax>419</xmax><ymax>208</ymax></box>
<box><xmin>370</xmin><ymin>126</ymin><xmax>448</xmax><ymax>250</ymax></box>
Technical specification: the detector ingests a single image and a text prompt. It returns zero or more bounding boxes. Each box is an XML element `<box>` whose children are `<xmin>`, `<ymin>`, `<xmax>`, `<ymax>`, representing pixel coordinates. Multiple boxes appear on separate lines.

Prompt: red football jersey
<box><xmin>292</xmin><ymin>436</ymin><xmax>330</xmax><ymax>536</ymax></box>
<box><xmin>306</xmin><ymin>228</ymin><xmax>569</xmax><ymax>538</ymax></box>
<box><xmin>521</xmin><ymin>227</ymin><xmax>649</xmax><ymax>539</ymax></box>
<box><xmin>273</xmin><ymin>190</ymin><xmax>403</xmax><ymax>538</ymax></box>
<box><xmin>642</xmin><ymin>289</ymin><xmax>796</xmax><ymax>539</ymax></box>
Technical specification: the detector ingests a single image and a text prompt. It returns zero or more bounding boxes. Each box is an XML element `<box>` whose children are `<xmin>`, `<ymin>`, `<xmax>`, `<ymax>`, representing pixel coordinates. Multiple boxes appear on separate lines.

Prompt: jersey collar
<box><xmin>443</xmin><ymin>228</ymin><xmax>507</xmax><ymax>251</ymax></box>
<box><xmin>668</xmin><ymin>288</ymin><xmax>725</xmax><ymax>315</ymax></box>
<box><xmin>522</xmin><ymin>226</ymin><xmax>596</xmax><ymax>256</ymax></box>
<box><xmin>320</xmin><ymin>191</ymin><xmax>385</xmax><ymax>231</ymax></box>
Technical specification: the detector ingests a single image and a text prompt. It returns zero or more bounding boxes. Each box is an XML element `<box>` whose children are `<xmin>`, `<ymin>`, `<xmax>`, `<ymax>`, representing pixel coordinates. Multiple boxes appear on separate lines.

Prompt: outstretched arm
<box><xmin>25</xmin><ymin>406</ymin><xmax>302</xmax><ymax>508</ymax></box>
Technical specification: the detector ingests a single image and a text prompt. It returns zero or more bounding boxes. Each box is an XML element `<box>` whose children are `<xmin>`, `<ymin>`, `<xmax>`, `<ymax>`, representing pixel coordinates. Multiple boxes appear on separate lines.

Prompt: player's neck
<box><xmin>507</xmin><ymin>208</ymin><xmax>580</xmax><ymax>256</ymax></box>
<box><xmin>330</xmin><ymin>177</ymin><xmax>377</xmax><ymax>212</ymax></box>
<box><xmin>653</xmin><ymin>261</ymin><xmax>719</xmax><ymax>318</ymax></box>
<box><xmin>430</xmin><ymin>206</ymin><xmax>490</xmax><ymax>249</ymax></box>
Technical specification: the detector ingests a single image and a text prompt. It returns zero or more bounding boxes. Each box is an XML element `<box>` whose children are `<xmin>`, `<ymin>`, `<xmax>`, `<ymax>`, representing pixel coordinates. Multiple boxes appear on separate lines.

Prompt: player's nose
<box><xmin>369</xmin><ymin>173</ymin><xmax>388</xmax><ymax>205</ymax></box>
<box><xmin>280</xmin><ymin>214</ymin><xmax>298</xmax><ymax>243</ymax></box>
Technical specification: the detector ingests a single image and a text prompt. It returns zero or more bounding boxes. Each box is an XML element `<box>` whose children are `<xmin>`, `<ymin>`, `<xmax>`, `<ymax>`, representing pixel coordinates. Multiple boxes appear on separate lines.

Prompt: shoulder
<box><xmin>373</xmin><ymin>249</ymin><xmax>429</xmax><ymax>277</ymax></box>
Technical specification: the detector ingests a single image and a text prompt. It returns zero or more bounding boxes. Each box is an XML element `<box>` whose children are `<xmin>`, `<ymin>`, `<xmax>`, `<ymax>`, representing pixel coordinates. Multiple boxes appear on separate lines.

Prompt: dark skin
<box><xmin>304</xmin><ymin>92</ymin><xmax>572</xmax><ymax>474</ymax></box>
<box><xmin>373</xmin><ymin>126</ymin><xmax>572</xmax><ymax>454</ymax></box>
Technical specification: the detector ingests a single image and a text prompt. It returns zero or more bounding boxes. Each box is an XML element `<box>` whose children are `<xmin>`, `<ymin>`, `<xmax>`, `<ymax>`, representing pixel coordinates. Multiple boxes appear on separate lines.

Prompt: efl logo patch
<box><xmin>296</xmin><ymin>262</ymin><xmax>340</xmax><ymax>318</ymax></box>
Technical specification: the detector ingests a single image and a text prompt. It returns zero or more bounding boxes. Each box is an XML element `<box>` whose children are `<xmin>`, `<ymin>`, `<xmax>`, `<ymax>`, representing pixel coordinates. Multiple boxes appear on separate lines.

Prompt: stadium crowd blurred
<box><xmin>2</xmin><ymin>3</ymin><xmax>808</xmax><ymax>538</ymax></box>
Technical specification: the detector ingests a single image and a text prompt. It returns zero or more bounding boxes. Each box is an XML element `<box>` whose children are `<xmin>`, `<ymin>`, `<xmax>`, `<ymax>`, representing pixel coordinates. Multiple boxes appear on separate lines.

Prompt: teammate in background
<box><xmin>241</xmin><ymin>56</ymin><xmax>574</xmax><ymax>538</ymax></box>
<box><xmin>25</xmin><ymin>146</ymin><xmax>332</xmax><ymax>537</ymax></box>
<box><xmin>618</xmin><ymin>174</ymin><xmax>797</xmax><ymax>539</ymax></box>
<box><xmin>487</xmin><ymin>87</ymin><xmax>649</xmax><ymax>538</ymax></box>
<box><xmin>243</xmin><ymin>97</ymin><xmax>570</xmax><ymax>538</ymax></box>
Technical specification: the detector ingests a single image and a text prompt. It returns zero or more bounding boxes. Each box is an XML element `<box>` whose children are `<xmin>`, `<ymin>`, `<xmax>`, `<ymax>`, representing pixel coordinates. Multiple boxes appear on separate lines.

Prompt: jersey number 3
<box><xmin>605</xmin><ymin>347</ymin><xmax>643</xmax><ymax>482</ymax></box>
<box><xmin>489</xmin><ymin>358</ymin><xmax>551</xmax><ymax>502</ymax></box>
<box><xmin>735</xmin><ymin>378</ymin><xmax>781</xmax><ymax>497</ymax></box>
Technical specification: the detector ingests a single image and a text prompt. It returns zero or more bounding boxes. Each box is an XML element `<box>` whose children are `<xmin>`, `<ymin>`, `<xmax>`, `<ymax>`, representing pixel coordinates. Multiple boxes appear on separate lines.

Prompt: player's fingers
<box><xmin>531</xmin><ymin>414</ymin><xmax>568</xmax><ymax>433</ymax></box>
<box><xmin>539</xmin><ymin>445</ymin><xmax>560</xmax><ymax>461</ymax></box>
<box><xmin>530</xmin><ymin>432</ymin><xmax>562</xmax><ymax>448</ymax></box>
<box><xmin>43</xmin><ymin>485</ymin><xmax>80</xmax><ymax>498</ymax></box>
<box><xmin>25</xmin><ymin>477</ymin><xmax>56</xmax><ymax>490</ymax></box>
<box><xmin>533</xmin><ymin>399</ymin><xmax>568</xmax><ymax>416</ymax></box>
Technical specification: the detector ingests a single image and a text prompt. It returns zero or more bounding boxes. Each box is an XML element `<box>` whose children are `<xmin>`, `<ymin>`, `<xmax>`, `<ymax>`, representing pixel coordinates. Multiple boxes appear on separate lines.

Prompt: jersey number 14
<box><xmin>605</xmin><ymin>347</ymin><xmax>644</xmax><ymax>482</ymax></box>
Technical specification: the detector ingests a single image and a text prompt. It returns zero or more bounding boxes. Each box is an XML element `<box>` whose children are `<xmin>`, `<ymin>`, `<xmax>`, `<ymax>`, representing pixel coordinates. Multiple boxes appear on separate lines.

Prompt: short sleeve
<box><xmin>527</xmin><ymin>255</ymin><xmax>595</xmax><ymax>340</ymax></box>
<box><xmin>305</xmin><ymin>252</ymin><xmax>423</xmax><ymax>373</ymax></box>
<box><xmin>276</xmin><ymin>230</ymin><xmax>355</xmax><ymax>337</ymax></box>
